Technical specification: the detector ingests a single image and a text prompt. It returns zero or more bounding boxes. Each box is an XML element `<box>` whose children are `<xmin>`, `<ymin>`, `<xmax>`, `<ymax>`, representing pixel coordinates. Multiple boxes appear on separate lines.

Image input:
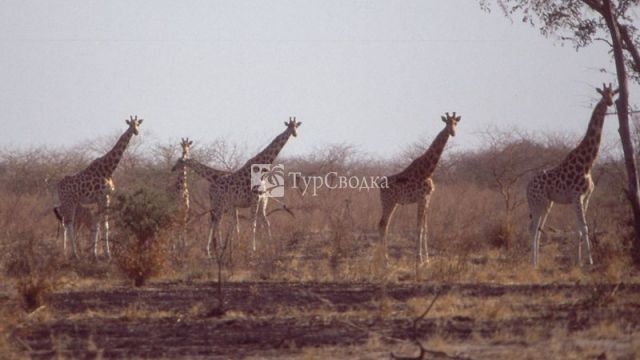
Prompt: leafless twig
<box><xmin>391</xmin><ymin>289</ymin><xmax>451</xmax><ymax>360</ymax></box>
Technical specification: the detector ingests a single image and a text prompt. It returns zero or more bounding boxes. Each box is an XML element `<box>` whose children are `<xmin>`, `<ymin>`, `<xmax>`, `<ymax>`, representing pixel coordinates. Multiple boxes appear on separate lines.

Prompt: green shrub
<box><xmin>111</xmin><ymin>188</ymin><xmax>176</xmax><ymax>286</ymax></box>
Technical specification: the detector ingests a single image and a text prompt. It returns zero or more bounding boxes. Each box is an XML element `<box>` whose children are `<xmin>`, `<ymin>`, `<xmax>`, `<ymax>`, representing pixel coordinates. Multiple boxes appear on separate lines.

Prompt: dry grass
<box><xmin>0</xmin><ymin>136</ymin><xmax>638</xmax><ymax>357</ymax></box>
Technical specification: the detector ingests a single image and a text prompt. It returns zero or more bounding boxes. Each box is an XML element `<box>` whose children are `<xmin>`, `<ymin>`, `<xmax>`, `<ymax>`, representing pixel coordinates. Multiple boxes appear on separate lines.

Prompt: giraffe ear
<box><xmin>456</xmin><ymin>116</ymin><xmax>461</xmax><ymax>122</ymax></box>
<box><xmin>613</xmin><ymin>88</ymin><xmax>620</xmax><ymax>95</ymax></box>
<box><xmin>126</xmin><ymin>119</ymin><xmax>131</xmax><ymax>126</ymax></box>
<box><xmin>297</xmin><ymin>122</ymin><xmax>302</xmax><ymax>127</ymax></box>
<box><xmin>596</xmin><ymin>87</ymin><xmax>604</xmax><ymax>95</ymax></box>
<box><xmin>189</xmin><ymin>140</ymin><xmax>193</xmax><ymax>146</ymax></box>
<box><xmin>441</xmin><ymin>116</ymin><xmax>447</xmax><ymax>122</ymax></box>
<box><xmin>138</xmin><ymin>119</ymin><xmax>143</xmax><ymax>125</ymax></box>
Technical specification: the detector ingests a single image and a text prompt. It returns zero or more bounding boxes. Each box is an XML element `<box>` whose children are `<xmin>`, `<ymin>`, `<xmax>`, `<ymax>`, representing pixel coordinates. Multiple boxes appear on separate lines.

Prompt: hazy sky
<box><xmin>0</xmin><ymin>1</ymin><xmax>637</xmax><ymax>159</ymax></box>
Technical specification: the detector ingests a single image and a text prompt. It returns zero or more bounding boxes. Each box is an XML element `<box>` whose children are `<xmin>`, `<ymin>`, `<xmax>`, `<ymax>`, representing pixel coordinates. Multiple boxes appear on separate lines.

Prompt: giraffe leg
<box><xmin>579</xmin><ymin>186</ymin><xmax>594</xmax><ymax>264</ymax></box>
<box><xmin>217</xmin><ymin>223</ymin><xmax>223</xmax><ymax>253</ymax></box>
<box><xmin>207</xmin><ymin>225</ymin><xmax>213</xmax><ymax>258</ymax></box>
<box><xmin>255</xmin><ymin>199</ymin><xmax>272</xmax><ymax>259</ymax></box>
<box><xmin>378</xmin><ymin>195</ymin><xmax>397</xmax><ymax>260</ymax></box>
<box><xmin>62</xmin><ymin>224</ymin><xmax>68</xmax><ymax>253</ymax></box>
<box><xmin>260</xmin><ymin>198</ymin><xmax>272</xmax><ymax>243</ymax></box>
<box><xmin>529</xmin><ymin>212</ymin><xmax>542</xmax><ymax>267</ymax></box>
<box><xmin>106</xmin><ymin>197</ymin><xmax>112</xmax><ymax>259</ymax></box>
<box><xmin>207</xmin><ymin>210</ymin><xmax>221</xmax><ymax>258</ymax></box>
<box><xmin>59</xmin><ymin>208</ymin><xmax>69</xmax><ymax>255</ymax></box>
<box><xmin>103</xmin><ymin>215</ymin><xmax>111</xmax><ymax>260</ymax></box>
<box><xmin>529</xmin><ymin>198</ymin><xmax>552</xmax><ymax>267</ymax></box>
<box><xmin>416</xmin><ymin>198</ymin><xmax>427</xmax><ymax>268</ymax></box>
<box><xmin>67</xmin><ymin>223</ymin><xmax>79</xmax><ymax>259</ymax></box>
<box><xmin>63</xmin><ymin>222</ymin><xmax>77</xmax><ymax>259</ymax></box>
<box><xmin>90</xmin><ymin>196</ymin><xmax>108</xmax><ymax>260</ymax></box>
<box><xmin>62</xmin><ymin>204</ymin><xmax>80</xmax><ymax>259</ymax></box>
<box><xmin>228</xmin><ymin>208</ymin><xmax>239</xmax><ymax>266</ymax></box>
<box><xmin>574</xmin><ymin>198</ymin><xmax>594</xmax><ymax>266</ymax></box>
<box><xmin>537</xmin><ymin>202</ymin><xmax>553</xmax><ymax>262</ymax></box>
<box><xmin>70</xmin><ymin>220</ymin><xmax>80</xmax><ymax>260</ymax></box>
<box><xmin>419</xmin><ymin>195</ymin><xmax>432</xmax><ymax>265</ymax></box>
<box><xmin>234</xmin><ymin>208</ymin><xmax>240</xmax><ymax>237</ymax></box>
<box><xmin>251</xmin><ymin>201</ymin><xmax>261</xmax><ymax>252</ymax></box>
<box><xmin>91</xmin><ymin>220</ymin><xmax>101</xmax><ymax>260</ymax></box>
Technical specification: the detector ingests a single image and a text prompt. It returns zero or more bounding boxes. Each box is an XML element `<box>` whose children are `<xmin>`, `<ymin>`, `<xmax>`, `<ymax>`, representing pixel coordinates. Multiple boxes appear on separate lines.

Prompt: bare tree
<box><xmin>192</xmin><ymin>138</ymin><xmax>246</xmax><ymax>171</ymax></box>
<box><xmin>482</xmin><ymin>130</ymin><xmax>538</xmax><ymax>217</ymax></box>
<box><xmin>476</xmin><ymin>129</ymin><xmax>558</xmax><ymax>248</ymax></box>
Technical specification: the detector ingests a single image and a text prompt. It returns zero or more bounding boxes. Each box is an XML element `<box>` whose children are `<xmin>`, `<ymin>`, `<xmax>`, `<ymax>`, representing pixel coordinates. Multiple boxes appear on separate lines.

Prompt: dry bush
<box><xmin>3</xmin><ymin>230</ymin><xmax>62</xmax><ymax>312</ymax></box>
<box><xmin>15</xmin><ymin>276</ymin><xmax>51</xmax><ymax>313</ymax></box>
<box><xmin>486</xmin><ymin>216</ymin><xmax>517</xmax><ymax>250</ymax></box>
<box><xmin>0</xmin><ymin>304</ymin><xmax>18</xmax><ymax>356</ymax></box>
<box><xmin>0</xmin><ymin>168</ymin><xmax>64</xmax><ymax>310</ymax></box>
<box><xmin>110</xmin><ymin>188</ymin><xmax>176</xmax><ymax>286</ymax></box>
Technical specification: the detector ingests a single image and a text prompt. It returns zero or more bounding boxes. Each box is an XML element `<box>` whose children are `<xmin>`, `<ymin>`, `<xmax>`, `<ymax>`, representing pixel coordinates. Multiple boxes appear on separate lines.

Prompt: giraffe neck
<box><xmin>181</xmin><ymin>169</ymin><xmax>189</xmax><ymax>213</ymax></box>
<box><xmin>179</xmin><ymin>157</ymin><xmax>188</xmax><ymax>196</ymax></box>
<box><xmin>167</xmin><ymin>162</ymin><xmax>188</xmax><ymax>195</ymax></box>
<box><xmin>88</xmin><ymin>128</ymin><xmax>135</xmax><ymax>177</ymax></box>
<box><xmin>183</xmin><ymin>159</ymin><xmax>229</xmax><ymax>183</ymax></box>
<box><xmin>403</xmin><ymin>126</ymin><xmax>451</xmax><ymax>178</ymax></box>
<box><xmin>242</xmin><ymin>128</ymin><xmax>293</xmax><ymax>170</ymax></box>
<box><xmin>562</xmin><ymin>99</ymin><xmax>608</xmax><ymax>172</ymax></box>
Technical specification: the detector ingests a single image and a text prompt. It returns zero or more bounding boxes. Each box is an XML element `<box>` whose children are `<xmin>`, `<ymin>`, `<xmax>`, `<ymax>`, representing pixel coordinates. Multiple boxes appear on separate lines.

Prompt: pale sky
<box><xmin>0</xmin><ymin>1</ymin><xmax>637</xmax><ymax>159</ymax></box>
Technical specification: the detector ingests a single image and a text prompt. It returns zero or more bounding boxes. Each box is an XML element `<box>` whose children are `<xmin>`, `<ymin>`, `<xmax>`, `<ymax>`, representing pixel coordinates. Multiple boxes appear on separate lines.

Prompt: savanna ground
<box><xmin>2</xmin><ymin>126</ymin><xmax>640</xmax><ymax>359</ymax></box>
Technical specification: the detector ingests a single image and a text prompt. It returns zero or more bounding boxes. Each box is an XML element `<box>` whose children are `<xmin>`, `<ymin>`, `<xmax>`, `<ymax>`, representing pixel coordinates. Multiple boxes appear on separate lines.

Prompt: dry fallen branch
<box><xmin>391</xmin><ymin>289</ymin><xmax>461</xmax><ymax>360</ymax></box>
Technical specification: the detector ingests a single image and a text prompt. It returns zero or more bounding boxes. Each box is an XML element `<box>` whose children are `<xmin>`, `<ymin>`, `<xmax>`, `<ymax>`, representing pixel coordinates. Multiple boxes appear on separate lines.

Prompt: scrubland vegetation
<box><xmin>1</xmin><ymin>125</ymin><xmax>639</xmax><ymax>358</ymax></box>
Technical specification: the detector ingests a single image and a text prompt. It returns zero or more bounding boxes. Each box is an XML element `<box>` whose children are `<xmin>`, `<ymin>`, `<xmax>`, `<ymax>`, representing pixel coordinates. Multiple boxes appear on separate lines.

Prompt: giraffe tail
<box><xmin>53</xmin><ymin>206</ymin><xmax>63</xmax><ymax>222</ymax></box>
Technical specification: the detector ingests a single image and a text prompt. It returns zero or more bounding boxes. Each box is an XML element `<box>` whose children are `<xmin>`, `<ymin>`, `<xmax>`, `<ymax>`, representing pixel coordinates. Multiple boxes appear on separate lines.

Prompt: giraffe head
<box><xmin>596</xmin><ymin>83</ymin><xmax>619</xmax><ymax>106</ymax></box>
<box><xmin>440</xmin><ymin>112</ymin><xmax>461</xmax><ymax>137</ymax></box>
<box><xmin>180</xmin><ymin>137</ymin><xmax>193</xmax><ymax>159</ymax></box>
<box><xmin>125</xmin><ymin>115</ymin><xmax>144</xmax><ymax>135</ymax></box>
<box><xmin>284</xmin><ymin>116</ymin><xmax>302</xmax><ymax>137</ymax></box>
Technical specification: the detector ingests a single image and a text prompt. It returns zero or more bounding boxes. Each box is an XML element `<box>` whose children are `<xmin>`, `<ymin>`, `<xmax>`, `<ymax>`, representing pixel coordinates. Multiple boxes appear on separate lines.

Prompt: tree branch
<box><xmin>620</xmin><ymin>25</ymin><xmax>640</xmax><ymax>75</ymax></box>
<box><xmin>581</xmin><ymin>0</ymin><xmax>604</xmax><ymax>13</ymax></box>
<box><xmin>594</xmin><ymin>36</ymin><xmax>614</xmax><ymax>47</ymax></box>
<box><xmin>391</xmin><ymin>290</ymin><xmax>444</xmax><ymax>360</ymax></box>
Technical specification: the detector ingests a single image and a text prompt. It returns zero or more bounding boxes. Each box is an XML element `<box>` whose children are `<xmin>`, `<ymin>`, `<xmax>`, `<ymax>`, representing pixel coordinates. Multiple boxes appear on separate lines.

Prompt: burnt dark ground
<box><xmin>8</xmin><ymin>281</ymin><xmax>640</xmax><ymax>359</ymax></box>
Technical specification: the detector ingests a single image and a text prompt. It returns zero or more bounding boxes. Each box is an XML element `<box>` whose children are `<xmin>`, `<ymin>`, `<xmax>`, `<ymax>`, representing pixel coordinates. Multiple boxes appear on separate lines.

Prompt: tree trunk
<box><xmin>600</xmin><ymin>0</ymin><xmax>640</xmax><ymax>265</ymax></box>
<box><xmin>619</xmin><ymin>25</ymin><xmax>640</xmax><ymax>76</ymax></box>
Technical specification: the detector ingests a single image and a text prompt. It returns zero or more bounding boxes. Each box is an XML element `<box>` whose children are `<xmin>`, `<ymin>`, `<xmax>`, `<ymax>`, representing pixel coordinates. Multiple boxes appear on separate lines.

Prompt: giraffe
<box><xmin>55</xmin><ymin>116</ymin><xmax>143</xmax><ymax>259</ymax></box>
<box><xmin>207</xmin><ymin>117</ymin><xmax>301</xmax><ymax>256</ymax></box>
<box><xmin>169</xmin><ymin>140</ymin><xmax>235</xmax><ymax>257</ymax></box>
<box><xmin>527</xmin><ymin>84</ymin><xmax>618</xmax><ymax>267</ymax></box>
<box><xmin>378</xmin><ymin>112</ymin><xmax>461</xmax><ymax>272</ymax></box>
<box><xmin>167</xmin><ymin>138</ymin><xmax>194</xmax><ymax>250</ymax></box>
